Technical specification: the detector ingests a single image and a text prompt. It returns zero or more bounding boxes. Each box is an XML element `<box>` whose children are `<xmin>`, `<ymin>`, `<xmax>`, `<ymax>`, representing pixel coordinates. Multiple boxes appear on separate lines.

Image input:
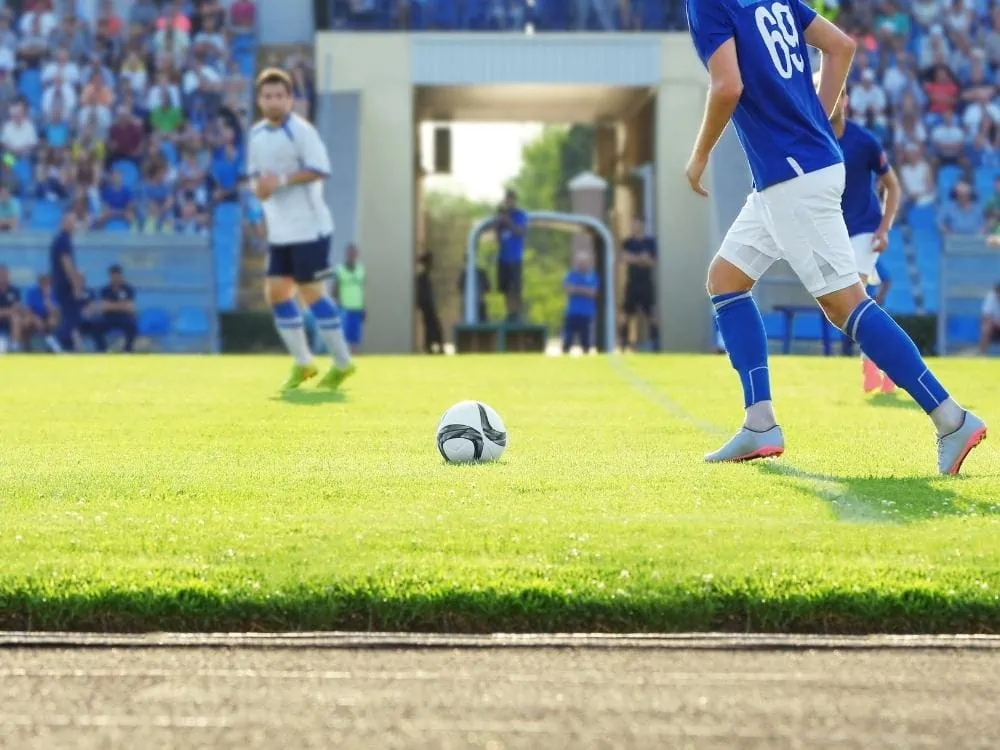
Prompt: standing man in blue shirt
<box><xmin>495</xmin><ymin>189</ymin><xmax>528</xmax><ymax>322</ymax></box>
<box><xmin>50</xmin><ymin>212</ymin><xmax>84</xmax><ymax>351</ymax></box>
<box><xmin>562</xmin><ymin>249</ymin><xmax>600</xmax><ymax>354</ymax></box>
<box><xmin>686</xmin><ymin>0</ymin><xmax>985</xmax><ymax>473</ymax></box>
<box><xmin>821</xmin><ymin>74</ymin><xmax>902</xmax><ymax>395</ymax></box>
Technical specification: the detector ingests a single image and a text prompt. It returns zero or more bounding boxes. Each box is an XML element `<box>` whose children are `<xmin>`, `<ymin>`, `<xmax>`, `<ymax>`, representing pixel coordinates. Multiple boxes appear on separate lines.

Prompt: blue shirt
<box><xmin>100</xmin><ymin>283</ymin><xmax>136</xmax><ymax>308</ymax></box>
<box><xmin>498</xmin><ymin>208</ymin><xmax>528</xmax><ymax>263</ymax></box>
<box><xmin>24</xmin><ymin>285</ymin><xmax>49</xmax><ymax>318</ymax></box>
<box><xmin>101</xmin><ymin>184</ymin><xmax>133</xmax><ymax>211</ymax></box>
<box><xmin>49</xmin><ymin>230</ymin><xmax>75</xmax><ymax>298</ymax></box>
<box><xmin>686</xmin><ymin>0</ymin><xmax>843</xmax><ymax>190</ymax></box>
<box><xmin>839</xmin><ymin>120</ymin><xmax>889</xmax><ymax>236</ymax></box>
<box><xmin>939</xmin><ymin>201</ymin><xmax>985</xmax><ymax>235</ymax></box>
<box><xmin>210</xmin><ymin>149</ymin><xmax>242</xmax><ymax>191</ymax></box>
<box><xmin>565</xmin><ymin>270</ymin><xmax>599</xmax><ymax>319</ymax></box>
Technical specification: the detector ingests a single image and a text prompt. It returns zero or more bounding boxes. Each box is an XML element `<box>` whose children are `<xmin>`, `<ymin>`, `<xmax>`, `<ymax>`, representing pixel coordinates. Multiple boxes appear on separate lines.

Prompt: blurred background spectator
<box><xmin>0</xmin><ymin>0</ymin><xmax>251</xmax><ymax>235</ymax></box>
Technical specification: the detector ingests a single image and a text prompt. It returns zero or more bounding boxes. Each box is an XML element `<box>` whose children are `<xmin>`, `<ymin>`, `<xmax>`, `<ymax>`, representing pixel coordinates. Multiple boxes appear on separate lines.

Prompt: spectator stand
<box><xmin>937</xmin><ymin>234</ymin><xmax>999</xmax><ymax>354</ymax></box>
<box><xmin>0</xmin><ymin>231</ymin><xmax>219</xmax><ymax>353</ymax></box>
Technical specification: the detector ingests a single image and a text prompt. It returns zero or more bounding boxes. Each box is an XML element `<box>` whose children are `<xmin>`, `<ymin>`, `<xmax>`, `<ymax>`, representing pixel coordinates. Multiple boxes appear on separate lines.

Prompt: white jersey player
<box><xmin>248</xmin><ymin>67</ymin><xmax>355</xmax><ymax>390</ymax></box>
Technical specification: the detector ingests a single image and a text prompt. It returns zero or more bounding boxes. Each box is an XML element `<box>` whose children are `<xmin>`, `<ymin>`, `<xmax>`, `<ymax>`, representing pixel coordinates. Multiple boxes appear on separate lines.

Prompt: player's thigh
<box><xmin>760</xmin><ymin>165</ymin><xmax>858</xmax><ymax>299</ymax></box>
<box><xmin>712</xmin><ymin>195</ymin><xmax>779</xmax><ymax>293</ymax></box>
<box><xmin>291</xmin><ymin>235</ymin><xmax>334</xmax><ymax>286</ymax></box>
<box><xmin>850</xmin><ymin>233</ymin><xmax>878</xmax><ymax>281</ymax></box>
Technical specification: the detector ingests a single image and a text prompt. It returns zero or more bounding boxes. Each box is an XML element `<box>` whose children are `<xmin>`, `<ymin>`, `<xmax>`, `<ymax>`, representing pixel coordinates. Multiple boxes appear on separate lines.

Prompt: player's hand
<box><xmin>871</xmin><ymin>232</ymin><xmax>888</xmax><ymax>254</ymax></box>
<box><xmin>988</xmin><ymin>234</ymin><xmax>1000</xmax><ymax>248</ymax></box>
<box><xmin>685</xmin><ymin>154</ymin><xmax>709</xmax><ymax>197</ymax></box>
<box><xmin>255</xmin><ymin>173</ymin><xmax>280</xmax><ymax>200</ymax></box>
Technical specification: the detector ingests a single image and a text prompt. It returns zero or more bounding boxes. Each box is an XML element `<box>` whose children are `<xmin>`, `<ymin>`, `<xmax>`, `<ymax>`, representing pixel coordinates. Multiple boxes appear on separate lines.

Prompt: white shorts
<box><xmin>850</xmin><ymin>233</ymin><xmax>879</xmax><ymax>283</ymax></box>
<box><xmin>717</xmin><ymin>163</ymin><xmax>860</xmax><ymax>299</ymax></box>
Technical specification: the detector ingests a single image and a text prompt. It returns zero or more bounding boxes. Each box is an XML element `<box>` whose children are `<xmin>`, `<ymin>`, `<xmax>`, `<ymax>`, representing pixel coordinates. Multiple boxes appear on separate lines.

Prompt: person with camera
<box><xmin>494</xmin><ymin>189</ymin><xmax>527</xmax><ymax>322</ymax></box>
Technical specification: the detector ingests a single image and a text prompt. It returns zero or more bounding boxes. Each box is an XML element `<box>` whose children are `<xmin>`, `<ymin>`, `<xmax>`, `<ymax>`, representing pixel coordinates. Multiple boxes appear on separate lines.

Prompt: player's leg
<box><xmin>704</xmin><ymin>196</ymin><xmax>784</xmax><ymax>463</ymax></box>
<box><xmin>980</xmin><ymin>318</ymin><xmax>999</xmax><ymax>355</ymax></box>
<box><xmin>768</xmin><ymin>166</ymin><xmax>985</xmax><ymax>475</ymax></box>
<box><xmin>620</xmin><ymin>286</ymin><xmax>636</xmax><ymax>350</ymax></box>
<box><xmin>266</xmin><ymin>243</ymin><xmax>316</xmax><ymax>389</ymax></box>
<box><xmin>293</xmin><ymin>236</ymin><xmax>354</xmax><ymax>390</ymax></box>
<box><xmin>561</xmin><ymin>313</ymin><xmax>574</xmax><ymax>354</ymax></box>
<box><xmin>642</xmin><ymin>289</ymin><xmax>660</xmax><ymax>352</ymax></box>
<box><xmin>580</xmin><ymin>315</ymin><xmax>593</xmax><ymax>353</ymax></box>
<box><xmin>508</xmin><ymin>261</ymin><xmax>523</xmax><ymax>322</ymax></box>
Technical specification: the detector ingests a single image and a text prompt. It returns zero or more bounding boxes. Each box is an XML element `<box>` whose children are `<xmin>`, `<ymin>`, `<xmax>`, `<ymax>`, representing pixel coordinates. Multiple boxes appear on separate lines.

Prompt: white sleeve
<box><xmin>296</xmin><ymin>120</ymin><xmax>331</xmax><ymax>176</ymax></box>
<box><xmin>247</xmin><ymin>130</ymin><xmax>263</xmax><ymax>178</ymax></box>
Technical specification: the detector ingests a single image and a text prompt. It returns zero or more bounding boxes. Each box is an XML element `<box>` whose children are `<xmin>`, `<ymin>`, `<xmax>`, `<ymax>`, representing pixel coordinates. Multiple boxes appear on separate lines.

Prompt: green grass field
<box><xmin>1</xmin><ymin>353</ymin><xmax>999</xmax><ymax>633</ymax></box>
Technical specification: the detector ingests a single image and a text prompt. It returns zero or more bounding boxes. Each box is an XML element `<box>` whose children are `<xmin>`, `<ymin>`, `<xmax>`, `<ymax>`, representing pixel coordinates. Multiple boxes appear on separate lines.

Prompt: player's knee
<box><xmin>706</xmin><ymin>257</ymin><xmax>753</xmax><ymax>297</ymax></box>
<box><xmin>816</xmin><ymin>285</ymin><xmax>868</xmax><ymax>329</ymax></box>
<box><xmin>265</xmin><ymin>278</ymin><xmax>295</xmax><ymax>305</ymax></box>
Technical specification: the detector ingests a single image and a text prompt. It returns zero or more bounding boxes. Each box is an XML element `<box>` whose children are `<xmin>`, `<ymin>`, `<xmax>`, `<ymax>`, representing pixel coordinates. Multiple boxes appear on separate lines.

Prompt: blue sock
<box><xmin>310</xmin><ymin>296</ymin><xmax>341</xmax><ymax>326</ymax></box>
<box><xmin>712</xmin><ymin>291</ymin><xmax>771</xmax><ymax>408</ymax></box>
<box><xmin>845</xmin><ymin>299</ymin><xmax>949</xmax><ymax>414</ymax></box>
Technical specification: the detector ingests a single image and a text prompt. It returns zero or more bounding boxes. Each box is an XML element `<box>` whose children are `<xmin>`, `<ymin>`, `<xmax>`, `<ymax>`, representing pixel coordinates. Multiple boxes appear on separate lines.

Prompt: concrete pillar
<box><xmin>654</xmin><ymin>45</ymin><xmax>713</xmax><ymax>352</ymax></box>
<box><xmin>568</xmin><ymin>171</ymin><xmax>608</xmax><ymax>259</ymax></box>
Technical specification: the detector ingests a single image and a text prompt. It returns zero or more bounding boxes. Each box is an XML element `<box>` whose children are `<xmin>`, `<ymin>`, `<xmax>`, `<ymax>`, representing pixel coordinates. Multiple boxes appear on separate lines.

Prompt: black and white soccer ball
<box><xmin>436</xmin><ymin>400</ymin><xmax>508</xmax><ymax>463</ymax></box>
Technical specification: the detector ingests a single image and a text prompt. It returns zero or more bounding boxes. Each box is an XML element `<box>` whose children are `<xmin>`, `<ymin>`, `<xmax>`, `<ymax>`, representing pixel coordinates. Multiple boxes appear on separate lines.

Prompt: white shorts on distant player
<box><xmin>849</xmin><ymin>232</ymin><xmax>880</xmax><ymax>283</ymax></box>
<box><xmin>717</xmin><ymin>163</ymin><xmax>859</xmax><ymax>299</ymax></box>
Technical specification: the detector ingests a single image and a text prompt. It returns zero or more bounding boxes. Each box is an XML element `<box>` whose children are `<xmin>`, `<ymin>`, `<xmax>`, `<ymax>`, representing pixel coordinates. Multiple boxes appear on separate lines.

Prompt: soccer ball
<box><xmin>436</xmin><ymin>400</ymin><xmax>508</xmax><ymax>463</ymax></box>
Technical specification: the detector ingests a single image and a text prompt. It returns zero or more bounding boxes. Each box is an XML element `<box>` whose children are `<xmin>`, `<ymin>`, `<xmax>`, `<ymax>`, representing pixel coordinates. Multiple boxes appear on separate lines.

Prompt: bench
<box><xmin>770</xmin><ymin>305</ymin><xmax>835</xmax><ymax>356</ymax></box>
<box><xmin>454</xmin><ymin>323</ymin><xmax>548</xmax><ymax>353</ymax></box>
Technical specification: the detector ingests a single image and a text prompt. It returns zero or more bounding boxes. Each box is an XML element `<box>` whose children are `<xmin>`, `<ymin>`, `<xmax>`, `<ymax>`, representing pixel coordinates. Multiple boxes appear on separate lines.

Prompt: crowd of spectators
<box><xmin>0</xmin><ymin>0</ymin><xmax>257</xmax><ymax>236</ymax></box>
<box><xmin>810</xmin><ymin>0</ymin><xmax>999</xmax><ymax>238</ymax></box>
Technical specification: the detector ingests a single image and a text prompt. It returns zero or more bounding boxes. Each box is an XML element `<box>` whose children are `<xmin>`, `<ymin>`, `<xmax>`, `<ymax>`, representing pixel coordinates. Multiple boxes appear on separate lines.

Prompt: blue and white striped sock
<box><xmin>311</xmin><ymin>297</ymin><xmax>352</xmax><ymax>368</ymax></box>
<box><xmin>272</xmin><ymin>299</ymin><xmax>313</xmax><ymax>365</ymax></box>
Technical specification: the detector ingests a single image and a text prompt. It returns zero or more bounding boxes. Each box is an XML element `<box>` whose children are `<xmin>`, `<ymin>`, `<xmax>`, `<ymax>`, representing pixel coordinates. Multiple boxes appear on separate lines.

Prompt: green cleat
<box><xmin>282</xmin><ymin>362</ymin><xmax>319</xmax><ymax>390</ymax></box>
<box><xmin>317</xmin><ymin>362</ymin><xmax>357</xmax><ymax>391</ymax></box>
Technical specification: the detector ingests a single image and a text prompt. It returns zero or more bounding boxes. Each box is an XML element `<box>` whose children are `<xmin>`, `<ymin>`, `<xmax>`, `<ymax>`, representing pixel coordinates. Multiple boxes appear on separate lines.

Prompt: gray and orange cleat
<box><xmin>705</xmin><ymin>425</ymin><xmax>785</xmax><ymax>463</ymax></box>
<box><xmin>937</xmin><ymin>411</ymin><xmax>987</xmax><ymax>475</ymax></box>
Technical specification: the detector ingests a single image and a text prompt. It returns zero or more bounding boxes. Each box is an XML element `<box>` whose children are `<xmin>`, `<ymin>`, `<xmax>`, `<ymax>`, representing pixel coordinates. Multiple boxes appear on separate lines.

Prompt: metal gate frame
<box><xmin>463</xmin><ymin>211</ymin><xmax>616</xmax><ymax>351</ymax></box>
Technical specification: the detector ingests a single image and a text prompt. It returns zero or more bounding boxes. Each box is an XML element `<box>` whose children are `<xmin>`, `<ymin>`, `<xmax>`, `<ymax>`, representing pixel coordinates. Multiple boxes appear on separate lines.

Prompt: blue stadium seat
<box><xmin>947</xmin><ymin>315</ymin><xmax>980</xmax><ymax>344</ymax></box>
<box><xmin>104</xmin><ymin>218</ymin><xmax>131</xmax><ymax>232</ymax></box>
<box><xmin>974</xmin><ymin>166</ymin><xmax>997</xmax><ymax>199</ymax></box>
<box><xmin>13</xmin><ymin>157</ymin><xmax>33</xmax><ymax>191</ymax></box>
<box><xmin>883</xmin><ymin>285</ymin><xmax>915</xmax><ymax>314</ymax></box>
<box><xmin>138</xmin><ymin>308</ymin><xmax>171</xmax><ymax>337</ymax></box>
<box><xmin>112</xmin><ymin>159</ymin><xmax>140</xmax><ymax>190</ymax></box>
<box><xmin>937</xmin><ymin>165</ymin><xmax>963</xmax><ymax>198</ymax></box>
<box><xmin>174</xmin><ymin>306</ymin><xmax>211</xmax><ymax>336</ymax></box>
<box><xmin>17</xmin><ymin>69</ymin><xmax>42</xmax><ymax>112</ymax></box>
<box><xmin>907</xmin><ymin>203</ymin><xmax>938</xmax><ymax>231</ymax></box>
<box><xmin>29</xmin><ymin>199</ymin><xmax>62</xmax><ymax>231</ymax></box>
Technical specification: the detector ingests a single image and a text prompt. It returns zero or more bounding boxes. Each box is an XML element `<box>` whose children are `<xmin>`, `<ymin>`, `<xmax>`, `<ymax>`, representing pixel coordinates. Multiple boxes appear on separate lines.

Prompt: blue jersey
<box><xmin>686</xmin><ymin>0</ymin><xmax>842</xmax><ymax>190</ymax></box>
<box><xmin>565</xmin><ymin>270</ymin><xmax>599</xmax><ymax>319</ymax></box>
<box><xmin>498</xmin><ymin>209</ymin><xmax>528</xmax><ymax>263</ymax></box>
<box><xmin>838</xmin><ymin>120</ymin><xmax>889</xmax><ymax>236</ymax></box>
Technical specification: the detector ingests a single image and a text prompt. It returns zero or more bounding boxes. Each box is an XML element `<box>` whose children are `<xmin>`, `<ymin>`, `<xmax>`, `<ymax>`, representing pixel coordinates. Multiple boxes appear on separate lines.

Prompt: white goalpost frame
<box><xmin>463</xmin><ymin>211</ymin><xmax>617</xmax><ymax>352</ymax></box>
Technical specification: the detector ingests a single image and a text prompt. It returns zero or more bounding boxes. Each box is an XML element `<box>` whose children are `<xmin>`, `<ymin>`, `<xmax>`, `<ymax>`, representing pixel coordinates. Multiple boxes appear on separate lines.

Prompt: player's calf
<box><xmin>829</xmin><ymin>289</ymin><xmax>988</xmax><ymax>474</ymax></box>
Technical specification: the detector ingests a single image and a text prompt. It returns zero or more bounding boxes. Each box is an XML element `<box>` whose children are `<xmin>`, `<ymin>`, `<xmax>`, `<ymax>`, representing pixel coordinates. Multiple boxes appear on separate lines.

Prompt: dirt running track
<box><xmin>2</xmin><ymin>634</ymin><xmax>999</xmax><ymax>749</ymax></box>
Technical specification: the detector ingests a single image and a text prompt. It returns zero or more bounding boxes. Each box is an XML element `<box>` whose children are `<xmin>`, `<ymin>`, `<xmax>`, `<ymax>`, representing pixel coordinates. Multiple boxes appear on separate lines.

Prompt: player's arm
<box><xmin>804</xmin><ymin>13</ymin><xmax>856</xmax><ymax>117</ymax></box>
<box><xmin>281</xmin><ymin>121</ymin><xmax>331</xmax><ymax>190</ymax></box>
<box><xmin>873</xmin><ymin>167</ymin><xmax>901</xmax><ymax>250</ymax></box>
<box><xmin>686</xmin><ymin>39</ymin><xmax>742</xmax><ymax>196</ymax></box>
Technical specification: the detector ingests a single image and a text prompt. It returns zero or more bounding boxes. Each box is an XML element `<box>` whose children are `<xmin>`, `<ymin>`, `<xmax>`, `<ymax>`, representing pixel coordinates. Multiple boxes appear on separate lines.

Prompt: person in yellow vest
<box><xmin>333</xmin><ymin>243</ymin><xmax>366</xmax><ymax>353</ymax></box>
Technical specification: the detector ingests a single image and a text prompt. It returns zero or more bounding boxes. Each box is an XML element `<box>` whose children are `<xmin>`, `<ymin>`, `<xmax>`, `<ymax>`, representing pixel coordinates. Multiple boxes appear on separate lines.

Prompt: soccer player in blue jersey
<box><xmin>821</xmin><ymin>74</ymin><xmax>902</xmax><ymax>395</ymax></box>
<box><xmin>685</xmin><ymin>0</ymin><xmax>986</xmax><ymax>473</ymax></box>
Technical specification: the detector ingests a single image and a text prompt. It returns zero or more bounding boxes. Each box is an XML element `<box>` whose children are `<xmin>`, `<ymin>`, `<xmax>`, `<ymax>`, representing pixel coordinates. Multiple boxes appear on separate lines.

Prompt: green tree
<box><xmin>509</xmin><ymin>124</ymin><xmax>595</xmax><ymax>331</ymax></box>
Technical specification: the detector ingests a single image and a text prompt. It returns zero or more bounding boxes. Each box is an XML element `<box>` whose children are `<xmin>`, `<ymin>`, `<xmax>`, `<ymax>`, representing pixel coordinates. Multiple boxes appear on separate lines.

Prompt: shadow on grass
<box><xmin>756</xmin><ymin>461</ymin><xmax>1000</xmax><ymax>523</ymax></box>
<box><xmin>867</xmin><ymin>392</ymin><xmax>921</xmax><ymax>411</ymax></box>
<box><xmin>270</xmin><ymin>390</ymin><xmax>346</xmax><ymax>406</ymax></box>
<box><xmin>3</xmin><ymin>585</ymin><xmax>1000</xmax><ymax>634</ymax></box>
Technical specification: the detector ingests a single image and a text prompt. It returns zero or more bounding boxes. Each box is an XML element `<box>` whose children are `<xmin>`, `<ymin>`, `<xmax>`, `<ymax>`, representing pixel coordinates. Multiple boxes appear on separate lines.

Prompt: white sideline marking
<box><xmin>609</xmin><ymin>355</ymin><xmax>897</xmax><ymax>524</ymax></box>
